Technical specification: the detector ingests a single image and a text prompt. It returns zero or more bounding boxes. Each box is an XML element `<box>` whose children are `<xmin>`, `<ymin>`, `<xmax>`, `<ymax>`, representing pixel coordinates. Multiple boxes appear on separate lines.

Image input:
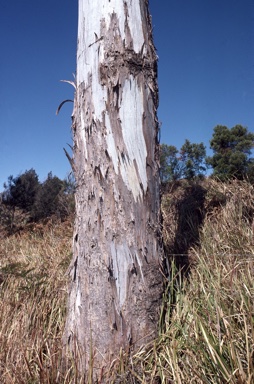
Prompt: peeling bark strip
<box><xmin>64</xmin><ymin>0</ymin><xmax>164</xmax><ymax>374</ymax></box>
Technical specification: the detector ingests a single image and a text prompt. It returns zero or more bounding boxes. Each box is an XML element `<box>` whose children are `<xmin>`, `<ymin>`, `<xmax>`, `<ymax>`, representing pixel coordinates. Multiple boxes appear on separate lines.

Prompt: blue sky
<box><xmin>0</xmin><ymin>0</ymin><xmax>253</xmax><ymax>189</ymax></box>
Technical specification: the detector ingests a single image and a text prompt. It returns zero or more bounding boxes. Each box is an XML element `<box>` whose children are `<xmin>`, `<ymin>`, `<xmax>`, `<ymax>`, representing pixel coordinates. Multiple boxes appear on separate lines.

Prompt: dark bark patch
<box><xmin>73</xmin><ymin>256</ymin><xmax>78</xmax><ymax>282</ymax></box>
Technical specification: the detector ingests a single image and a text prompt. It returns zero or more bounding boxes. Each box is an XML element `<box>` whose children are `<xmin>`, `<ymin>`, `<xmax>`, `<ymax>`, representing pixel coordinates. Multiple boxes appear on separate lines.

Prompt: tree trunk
<box><xmin>64</xmin><ymin>0</ymin><xmax>163</xmax><ymax>374</ymax></box>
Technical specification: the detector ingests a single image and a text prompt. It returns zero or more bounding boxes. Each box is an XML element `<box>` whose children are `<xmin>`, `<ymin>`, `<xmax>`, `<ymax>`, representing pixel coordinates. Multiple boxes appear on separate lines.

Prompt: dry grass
<box><xmin>1</xmin><ymin>179</ymin><xmax>254</xmax><ymax>383</ymax></box>
<box><xmin>0</xmin><ymin>217</ymin><xmax>74</xmax><ymax>383</ymax></box>
<box><xmin>128</xmin><ymin>179</ymin><xmax>254</xmax><ymax>383</ymax></box>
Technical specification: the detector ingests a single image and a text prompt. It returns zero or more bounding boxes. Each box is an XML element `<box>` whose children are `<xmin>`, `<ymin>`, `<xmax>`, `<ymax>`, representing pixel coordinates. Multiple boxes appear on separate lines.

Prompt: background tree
<box><xmin>32</xmin><ymin>172</ymin><xmax>65</xmax><ymax>220</ymax></box>
<box><xmin>207</xmin><ymin>125</ymin><xmax>254</xmax><ymax>181</ymax></box>
<box><xmin>160</xmin><ymin>144</ymin><xmax>182</xmax><ymax>182</ymax></box>
<box><xmin>2</xmin><ymin>169</ymin><xmax>39</xmax><ymax>212</ymax></box>
<box><xmin>246</xmin><ymin>158</ymin><xmax>254</xmax><ymax>183</ymax></box>
<box><xmin>1</xmin><ymin>170</ymin><xmax>75</xmax><ymax>231</ymax></box>
<box><xmin>64</xmin><ymin>0</ymin><xmax>164</xmax><ymax>375</ymax></box>
<box><xmin>160</xmin><ymin>140</ymin><xmax>207</xmax><ymax>182</ymax></box>
<box><xmin>180</xmin><ymin>139</ymin><xmax>207</xmax><ymax>180</ymax></box>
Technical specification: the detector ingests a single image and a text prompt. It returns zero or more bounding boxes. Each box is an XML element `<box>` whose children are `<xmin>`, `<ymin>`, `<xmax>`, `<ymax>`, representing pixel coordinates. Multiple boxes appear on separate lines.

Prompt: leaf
<box><xmin>60</xmin><ymin>79</ymin><xmax>77</xmax><ymax>89</ymax></box>
<box><xmin>56</xmin><ymin>99</ymin><xmax>74</xmax><ymax>115</ymax></box>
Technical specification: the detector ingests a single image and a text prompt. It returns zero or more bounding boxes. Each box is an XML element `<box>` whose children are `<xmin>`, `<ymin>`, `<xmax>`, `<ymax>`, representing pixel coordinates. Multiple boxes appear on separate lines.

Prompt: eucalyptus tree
<box><xmin>64</xmin><ymin>0</ymin><xmax>164</xmax><ymax>374</ymax></box>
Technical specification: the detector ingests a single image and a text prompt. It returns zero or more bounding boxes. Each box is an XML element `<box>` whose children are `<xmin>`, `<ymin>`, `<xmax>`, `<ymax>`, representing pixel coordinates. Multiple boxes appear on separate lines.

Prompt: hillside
<box><xmin>0</xmin><ymin>179</ymin><xmax>253</xmax><ymax>383</ymax></box>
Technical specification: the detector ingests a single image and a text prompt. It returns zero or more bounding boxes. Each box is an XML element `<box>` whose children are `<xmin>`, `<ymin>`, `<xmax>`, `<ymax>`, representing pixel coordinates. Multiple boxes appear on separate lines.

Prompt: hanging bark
<box><xmin>64</xmin><ymin>0</ymin><xmax>164</xmax><ymax>374</ymax></box>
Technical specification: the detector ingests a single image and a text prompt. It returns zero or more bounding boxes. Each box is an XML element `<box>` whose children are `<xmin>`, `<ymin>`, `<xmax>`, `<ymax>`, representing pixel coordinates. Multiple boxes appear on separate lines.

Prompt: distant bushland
<box><xmin>160</xmin><ymin>124</ymin><xmax>254</xmax><ymax>184</ymax></box>
<box><xmin>0</xmin><ymin>169</ymin><xmax>75</xmax><ymax>234</ymax></box>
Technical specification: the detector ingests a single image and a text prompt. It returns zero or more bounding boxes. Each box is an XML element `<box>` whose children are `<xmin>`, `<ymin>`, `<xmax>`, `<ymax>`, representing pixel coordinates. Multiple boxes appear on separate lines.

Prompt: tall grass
<box><xmin>129</xmin><ymin>179</ymin><xmax>254</xmax><ymax>383</ymax></box>
<box><xmin>0</xmin><ymin>217</ymin><xmax>74</xmax><ymax>383</ymax></box>
<box><xmin>0</xmin><ymin>179</ymin><xmax>254</xmax><ymax>383</ymax></box>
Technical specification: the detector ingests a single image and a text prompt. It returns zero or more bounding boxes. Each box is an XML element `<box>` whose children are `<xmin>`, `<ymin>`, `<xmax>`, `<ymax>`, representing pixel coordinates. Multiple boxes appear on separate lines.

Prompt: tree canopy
<box><xmin>180</xmin><ymin>140</ymin><xmax>207</xmax><ymax>180</ymax></box>
<box><xmin>160</xmin><ymin>144</ymin><xmax>182</xmax><ymax>182</ymax></box>
<box><xmin>2</xmin><ymin>169</ymin><xmax>39</xmax><ymax>211</ymax></box>
<box><xmin>206</xmin><ymin>125</ymin><xmax>254</xmax><ymax>182</ymax></box>
<box><xmin>160</xmin><ymin>140</ymin><xmax>207</xmax><ymax>182</ymax></box>
<box><xmin>32</xmin><ymin>172</ymin><xmax>65</xmax><ymax>220</ymax></box>
<box><xmin>1</xmin><ymin>170</ymin><xmax>75</xmax><ymax>225</ymax></box>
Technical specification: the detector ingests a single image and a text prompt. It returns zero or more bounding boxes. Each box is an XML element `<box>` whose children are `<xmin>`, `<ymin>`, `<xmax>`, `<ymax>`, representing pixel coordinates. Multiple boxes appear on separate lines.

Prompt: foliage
<box><xmin>160</xmin><ymin>140</ymin><xmax>207</xmax><ymax>182</ymax></box>
<box><xmin>207</xmin><ymin>124</ymin><xmax>254</xmax><ymax>182</ymax></box>
<box><xmin>1</xmin><ymin>170</ymin><xmax>75</xmax><ymax>231</ymax></box>
<box><xmin>180</xmin><ymin>139</ymin><xmax>207</xmax><ymax>180</ymax></box>
<box><xmin>160</xmin><ymin>144</ymin><xmax>182</xmax><ymax>182</ymax></box>
<box><xmin>1</xmin><ymin>179</ymin><xmax>254</xmax><ymax>382</ymax></box>
<box><xmin>2</xmin><ymin>169</ymin><xmax>39</xmax><ymax>211</ymax></box>
<box><xmin>32</xmin><ymin>172</ymin><xmax>70</xmax><ymax>220</ymax></box>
